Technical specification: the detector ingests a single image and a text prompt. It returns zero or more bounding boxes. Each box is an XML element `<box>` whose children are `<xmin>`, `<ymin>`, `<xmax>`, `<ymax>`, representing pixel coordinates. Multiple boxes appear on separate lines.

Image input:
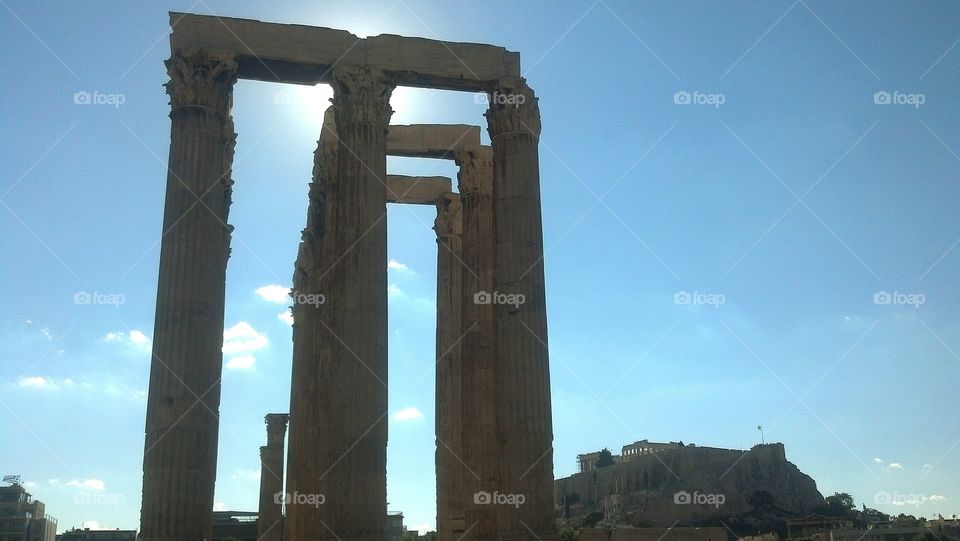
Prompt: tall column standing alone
<box><xmin>485</xmin><ymin>78</ymin><xmax>556</xmax><ymax>541</ymax></box>
<box><xmin>434</xmin><ymin>193</ymin><xmax>464</xmax><ymax>541</ymax></box>
<box><xmin>455</xmin><ymin>146</ymin><xmax>498</xmax><ymax>541</ymax></box>
<box><xmin>311</xmin><ymin>66</ymin><xmax>394</xmax><ymax>541</ymax></box>
<box><xmin>140</xmin><ymin>49</ymin><xmax>237</xmax><ymax>541</ymax></box>
<box><xmin>258</xmin><ymin>414</ymin><xmax>289</xmax><ymax>541</ymax></box>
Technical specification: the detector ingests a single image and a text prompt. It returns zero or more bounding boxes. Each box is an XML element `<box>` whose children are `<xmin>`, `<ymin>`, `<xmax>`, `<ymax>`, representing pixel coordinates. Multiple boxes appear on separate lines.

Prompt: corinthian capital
<box><xmin>453</xmin><ymin>146</ymin><xmax>493</xmax><ymax>197</ymax></box>
<box><xmin>165</xmin><ymin>49</ymin><xmax>238</xmax><ymax>114</ymax></box>
<box><xmin>485</xmin><ymin>77</ymin><xmax>541</xmax><ymax>140</ymax></box>
<box><xmin>331</xmin><ymin>65</ymin><xmax>396</xmax><ymax>128</ymax></box>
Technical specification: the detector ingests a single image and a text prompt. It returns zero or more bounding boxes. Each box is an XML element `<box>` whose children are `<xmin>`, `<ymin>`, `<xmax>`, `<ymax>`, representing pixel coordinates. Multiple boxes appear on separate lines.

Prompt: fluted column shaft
<box><xmin>309</xmin><ymin>66</ymin><xmax>394</xmax><ymax>541</ymax></box>
<box><xmin>485</xmin><ymin>79</ymin><xmax>556</xmax><ymax>541</ymax></box>
<box><xmin>259</xmin><ymin>414</ymin><xmax>289</xmax><ymax>541</ymax></box>
<box><xmin>286</xmin><ymin>135</ymin><xmax>336</xmax><ymax>539</ymax></box>
<box><xmin>434</xmin><ymin>194</ymin><xmax>464</xmax><ymax>541</ymax></box>
<box><xmin>455</xmin><ymin>146</ymin><xmax>498</xmax><ymax>541</ymax></box>
<box><xmin>141</xmin><ymin>49</ymin><xmax>237</xmax><ymax>541</ymax></box>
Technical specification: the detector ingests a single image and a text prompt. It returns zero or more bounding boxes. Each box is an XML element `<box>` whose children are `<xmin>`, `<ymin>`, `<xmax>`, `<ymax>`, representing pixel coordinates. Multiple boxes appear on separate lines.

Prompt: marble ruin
<box><xmin>141</xmin><ymin>12</ymin><xmax>554</xmax><ymax>541</ymax></box>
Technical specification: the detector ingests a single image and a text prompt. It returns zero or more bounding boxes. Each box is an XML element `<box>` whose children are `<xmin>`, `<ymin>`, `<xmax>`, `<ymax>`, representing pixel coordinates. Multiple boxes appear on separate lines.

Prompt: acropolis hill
<box><xmin>555</xmin><ymin>443</ymin><xmax>824</xmax><ymax>528</ymax></box>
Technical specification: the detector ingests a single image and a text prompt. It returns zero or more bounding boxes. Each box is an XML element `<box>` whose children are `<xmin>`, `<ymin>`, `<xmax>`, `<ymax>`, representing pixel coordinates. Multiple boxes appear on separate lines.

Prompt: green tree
<box><xmin>596</xmin><ymin>448</ymin><xmax>615</xmax><ymax>468</ymax></box>
<box><xmin>817</xmin><ymin>492</ymin><xmax>855</xmax><ymax>518</ymax></box>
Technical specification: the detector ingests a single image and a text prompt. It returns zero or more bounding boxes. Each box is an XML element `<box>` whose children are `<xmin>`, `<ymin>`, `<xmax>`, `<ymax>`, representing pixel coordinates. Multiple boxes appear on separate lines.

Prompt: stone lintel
<box><xmin>387</xmin><ymin>124</ymin><xmax>482</xmax><ymax>159</ymax></box>
<box><xmin>386</xmin><ymin>175</ymin><xmax>452</xmax><ymax>205</ymax></box>
<box><xmin>170</xmin><ymin>12</ymin><xmax>519</xmax><ymax>91</ymax></box>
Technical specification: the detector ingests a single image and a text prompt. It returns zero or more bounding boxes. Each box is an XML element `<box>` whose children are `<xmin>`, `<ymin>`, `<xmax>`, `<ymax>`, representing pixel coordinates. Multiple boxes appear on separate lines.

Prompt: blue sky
<box><xmin>1</xmin><ymin>0</ymin><xmax>958</xmax><ymax>533</ymax></box>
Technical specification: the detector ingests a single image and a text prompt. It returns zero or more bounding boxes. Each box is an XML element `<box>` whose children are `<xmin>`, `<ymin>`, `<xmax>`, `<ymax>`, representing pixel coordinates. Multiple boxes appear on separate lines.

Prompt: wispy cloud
<box><xmin>930</xmin><ymin>494</ymin><xmax>947</xmax><ymax>501</ymax></box>
<box><xmin>225</xmin><ymin>355</ymin><xmax>256</xmax><ymax>370</ymax></box>
<box><xmin>49</xmin><ymin>478</ymin><xmax>105</xmax><ymax>490</ymax></box>
<box><xmin>104</xmin><ymin>330</ymin><xmax>151</xmax><ymax>352</ymax></box>
<box><xmin>278</xmin><ymin>310</ymin><xmax>294</xmax><ymax>326</ymax></box>
<box><xmin>889</xmin><ymin>462</ymin><xmax>904</xmax><ymax>470</ymax></box>
<box><xmin>392</xmin><ymin>406</ymin><xmax>423</xmax><ymax>421</ymax></box>
<box><xmin>17</xmin><ymin>376</ymin><xmax>74</xmax><ymax>391</ymax></box>
<box><xmin>255</xmin><ymin>284</ymin><xmax>291</xmax><ymax>304</ymax></box>
<box><xmin>388</xmin><ymin>259</ymin><xmax>409</xmax><ymax>271</ymax></box>
<box><xmin>222</xmin><ymin>322</ymin><xmax>268</xmax><ymax>354</ymax></box>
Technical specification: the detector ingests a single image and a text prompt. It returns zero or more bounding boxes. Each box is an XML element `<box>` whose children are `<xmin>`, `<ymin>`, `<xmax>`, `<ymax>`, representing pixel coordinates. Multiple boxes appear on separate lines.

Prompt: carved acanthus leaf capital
<box><xmin>165</xmin><ymin>50</ymin><xmax>238</xmax><ymax>114</ymax></box>
<box><xmin>331</xmin><ymin>65</ymin><xmax>396</xmax><ymax>128</ymax></box>
<box><xmin>453</xmin><ymin>146</ymin><xmax>493</xmax><ymax>197</ymax></box>
<box><xmin>485</xmin><ymin>77</ymin><xmax>541</xmax><ymax>140</ymax></box>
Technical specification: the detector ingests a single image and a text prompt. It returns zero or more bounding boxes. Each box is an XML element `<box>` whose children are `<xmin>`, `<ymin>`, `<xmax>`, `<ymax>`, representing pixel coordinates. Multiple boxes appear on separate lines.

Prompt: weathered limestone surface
<box><xmin>485</xmin><ymin>79</ymin><xmax>556</xmax><ymax>541</ymax></box>
<box><xmin>455</xmin><ymin>145</ymin><xmax>498</xmax><ymax>541</ymax></box>
<box><xmin>387</xmin><ymin>125</ymin><xmax>481</xmax><ymax>158</ymax></box>
<box><xmin>258</xmin><ymin>414</ymin><xmax>289</xmax><ymax>541</ymax></box>
<box><xmin>433</xmin><ymin>194</ymin><xmax>464</xmax><ymax>541</ymax></box>
<box><xmin>304</xmin><ymin>65</ymin><xmax>394</xmax><ymax>541</ymax></box>
<box><xmin>386</xmin><ymin>175</ymin><xmax>452</xmax><ymax>205</ymax></box>
<box><xmin>285</xmin><ymin>133</ymin><xmax>335</xmax><ymax>538</ymax></box>
<box><xmin>140</xmin><ymin>49</ymin><xmax>237</xmax><ymax>541</ymax></box>
<box><xmin>170</xmin><ymin>13</ymin><xmax>519</xmax><ymax>90</ymax></box>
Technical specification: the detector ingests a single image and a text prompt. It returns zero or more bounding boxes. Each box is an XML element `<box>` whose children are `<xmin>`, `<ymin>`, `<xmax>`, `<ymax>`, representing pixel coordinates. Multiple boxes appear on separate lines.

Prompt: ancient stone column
<box><xmin>485</xmin><ymin>78</ymin><xmax>556</xmax><ymax>541</ymax></box>
<box><xmin>258</xmin><ymin>414</ymin><xmax>289</xmax><ymax>541</ymax></box>
<box><xmin>434</xmin><ymin>193</ymin><xmax>464</xmax><ymax>541</ymax></box>
<box><xmin>454</xmin><ymin>145</ymin><xmax>498</xmax><ymax>541</ymax></box>
<box><xmin>140</xmin><ymin>49</ymin><xmax>237</xmax><ymax>541</ymax></box>
<box><xmin>303</xmin><ymin>66</ymin><xmax>394</xmax><ymax>541</ymax></box>
<box><xmin>285</xmin><ymin>132</ymin><xmax>335</xmax><ymax>539</ymax></box>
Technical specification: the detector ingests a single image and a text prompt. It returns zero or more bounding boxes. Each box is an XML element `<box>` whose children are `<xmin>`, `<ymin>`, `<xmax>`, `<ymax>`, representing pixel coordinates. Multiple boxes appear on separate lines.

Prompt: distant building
<box><xmin>785</xmin><ymin>514</ymin><xmax>852</xmax><ymax>539</ymax></box>
<box><xmin>211</xmin><ymin>511</ymin><xmax>257</xmax><ymax>541</ymax></box>
<box><xmin>578</xmin><ymin>439</ymin><xmax>682</xmax><ymax>472</ymax></box>
<box><xmin>386</xmin><ymin>513</ymin><xmax>405</xmax><ymax>541</ymax></box>
<box><xmin>56</xmin><ymin>529</ymin><xmax>135</xmax><ymax>541</ymax></box>
<box><xmin>620</xmin><ymin>440</ymin><xmax>681</xmax><ymax>461</ymax></box>
<box><xmin>0</xmin><ymin>483</ymin><xmax>57</xmax><ymax>541</ymax></box>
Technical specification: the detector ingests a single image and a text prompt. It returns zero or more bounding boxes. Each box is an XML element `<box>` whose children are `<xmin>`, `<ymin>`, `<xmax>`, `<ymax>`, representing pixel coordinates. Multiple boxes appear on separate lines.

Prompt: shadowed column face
<box><xmin>485</xmin><ymin>78</ymin><xmax>556</xmax><ymax>541</ymax></box>
<box><xmin>454</xmin><ymin>145</ymin><xmax>498</xmax><ymax>541</ymax></box>
<box><xmin>258</xmin><ymin>414</ymin><xmax>289</xmax><ymax>541</ymax></box>
<box><xmin>140</xmin><ymin>49</ymin><xmax>237</xmax><ymax>541</ymax></box>
<box><xmin>305</xmin><ymin>65</ymin><xmax>394</xmax><ymax>541</ymax></box>
<box><xmin>433</xmin><ymin>194</ymin><xmax>464</xmax><ymax>541</ymax></box>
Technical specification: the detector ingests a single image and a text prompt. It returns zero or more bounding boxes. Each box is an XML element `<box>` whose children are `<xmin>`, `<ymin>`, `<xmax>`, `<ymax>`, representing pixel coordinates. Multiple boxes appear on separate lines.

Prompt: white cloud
<box><xmin>214</xmin><ymin>501</ymin><xmax>227</xmax><ymax>511</ymax></box>
<box><xmin>67</xmin><ymin>478</ymin><xmax>105</xmax><ymax>491</ymax></box>
<box><xmin>388</xmin><ymin>259</ymin><xmax>409</xmax><ymax>271</ymax></box>
<box><xmin>18</xmin><ymin>376</ymin><xmax>57</xmax><ymax>390</ymax></box>
<box><xmin>105</xmin><ymin>330</ymin><xmax>151</xmax><ymax>352</ymax></box>
<box><xmin>387</xmin><ymin>284</ymin><xmax>403</xmax><ymax>297</ymax></box>
<box><xmin>49</xmin><ymin>478</ymin><xmax>105</xmax><ymax>491</ymax></box>
<box><xmin>226</xmin><ymin>355</ymin><xmax>256</xmax><ymax>370</ymax></box>
<box><xmin>83</xmin><ymin>521</ymin><xmax>103</xmax><ymax>529</ymax></box>
<box><xmin>392</xmin><ymin>406</ymin><xmax>423</xmax><ymax>421</ymax></box>
<box><xmin>921</xmin><ymin>464</ymin><xmax>933</xmax><ymax>470</ymax></box>
<box><xmin>222</xmin><ymin>322</ymin><xmax>268</xmax><ymax>354</ymax></box>
<box><xmin>256</xmin><ymin>285</ymin><xmax>291</xmax><ymax>304</ymax></box>
<box><xmin>873</xmin><ymin>458</ymin><xmax>883</xmax><ymax>464</ymax></box>
<box><xmin>889</xmin><ymin>462</ymin><xmax>904</xmax><ymax>469</ymax></box>
<box><xmin>930</xmin><ymin>495</ymin><xmax>947</xmax><ymax>502</ymax></box>
<box><xmin>278</xmin><ymin>310</ymin><xmax>294</xmax><ymax>326</ymax></box>
<box><xmin>22</xmin><ymin>481</ymin><xmax>37</xmax><ymax>489</ymax></box>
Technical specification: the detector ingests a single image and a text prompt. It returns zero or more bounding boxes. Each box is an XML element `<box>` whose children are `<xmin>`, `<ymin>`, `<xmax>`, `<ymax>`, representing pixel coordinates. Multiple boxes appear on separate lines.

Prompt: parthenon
<box><xmin>141</xmin><ymin>12</ymin><xmax>554</xmax><ymax>541</ymax></box>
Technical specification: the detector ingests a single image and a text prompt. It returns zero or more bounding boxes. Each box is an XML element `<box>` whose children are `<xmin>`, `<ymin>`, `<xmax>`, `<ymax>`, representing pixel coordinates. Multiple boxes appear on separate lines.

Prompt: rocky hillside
<box><xmin>554</xmin><ymin>443</ymin><xmax>823</xmax><ymax>527</ymax></box>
